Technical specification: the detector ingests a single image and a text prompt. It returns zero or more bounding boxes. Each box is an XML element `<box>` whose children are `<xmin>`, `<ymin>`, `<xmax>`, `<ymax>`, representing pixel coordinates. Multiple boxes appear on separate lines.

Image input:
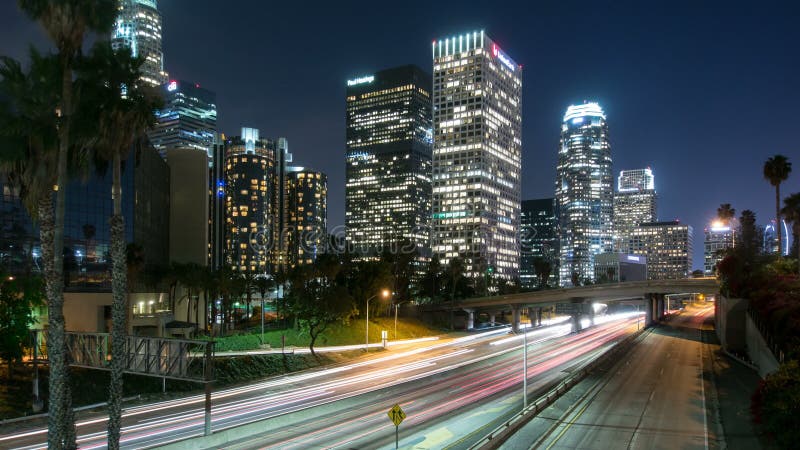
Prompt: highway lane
<box><xmin>0</xmin><ymin>314</ymin><xmax>639</xmax><ymax>449</ymax></box>
<box><xmin>502</xmin><ymin>304</ymin><xmax>716</xmax><ymax>450</ymax></box>
<box><xmin>221</xmin><ymin>314</ymin><xmax>641</xmax><ymax>450</ymax></box>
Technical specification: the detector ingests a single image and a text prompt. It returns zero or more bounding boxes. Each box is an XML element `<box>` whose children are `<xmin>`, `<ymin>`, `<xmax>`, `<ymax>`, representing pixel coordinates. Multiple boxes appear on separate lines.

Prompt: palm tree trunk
<box><xmin>45</xmin><ymin>56</ymin><xmax>77</xmax><ymax>450</ymax></box>
<box><xmin>40</xmin><ymin>193</ymin><xmax>75</xmax><ymax>449</ymax></box>
<box><xmin>107</xmin><ymin>153</ymin><xmax>127</xmax><ymax>449</ymax></box>
<box><xmin>776</xmin><ymin>185</ymin><xmax>782</xmax><ymax>254</ymax></box>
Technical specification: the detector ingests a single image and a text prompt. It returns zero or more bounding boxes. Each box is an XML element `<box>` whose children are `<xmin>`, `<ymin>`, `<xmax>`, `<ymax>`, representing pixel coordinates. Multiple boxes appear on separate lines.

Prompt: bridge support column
<box><xmin>645</xmin><ymin>295</ymin><xmax>654</xmax><ymax>326</ymax></box>
<box><xmin>537</xmin><ymin>308</ymin><xmax>543</xmax><ymax>327</ymax></box>
<box><xmin>489</xmin><ymin>312</ymin><xmax>496</xmax><ymax>324</ymax></box>
<box><xmin>656</xmin><ymin>294</ymin><xmax>665</xmax><ymax>320</ymax></box>
<box><xmin>589</xmin><ymin>304</ymin><xmax>596</xmax><ymax>326</ymax></box>
<box><xmin>464</xmin><ymin>309</ymin><xmax>475</xmax><ymax>330</ymax></box>
<box><xmin>572</xmin><ymin>310</ymin><xmax>582</xmax><ymax>333</ymax></box>
<box><xmin>512</xmin><ymin>306</ymin><xmax>521</xmax><ymax>333</ymax></box>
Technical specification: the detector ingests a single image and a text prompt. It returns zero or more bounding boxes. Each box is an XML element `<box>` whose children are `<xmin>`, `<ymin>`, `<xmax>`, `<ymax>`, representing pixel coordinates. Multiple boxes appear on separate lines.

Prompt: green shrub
<box><xmin>752</xmin><ymin>360</ymin><xmax>800</xmax><ymax>447</ymax></box>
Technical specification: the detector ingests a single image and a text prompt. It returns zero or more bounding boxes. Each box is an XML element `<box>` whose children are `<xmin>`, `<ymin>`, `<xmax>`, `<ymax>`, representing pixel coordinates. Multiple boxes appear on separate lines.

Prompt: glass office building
<box><xmin>629</xmin><ymin>221</ymin><xmax>693</xmax><ymax>280</ymax></box>
<box><xmin>704</xmin><ymin>222</ymin><xmax>734</xmax><ymax>276</ymax></box>
<box><xmin>345</xmin><ymin>65</ymin><xmax>432</xmax><ymax>261</ymax></box>
<box><xmin>555</xmin><ymin>102</ymin><xmax>613</xmax><ymax>286</ymax></box>
<box><xmin>111</xmin><ymin>0</ymin><xmax>168</xmax><ymax>87</ymax></box>
<box><xmin>0</xmin><ymin>147</ymin><xmax>170</xmax><ymax>290</ymax></box>
<box><xmin>149</xmin><ymin>80</ymin><xmax>217</xmax><ymax>158</ymax></box>
<box><xmin>286</xmin><ymin>167</ymin><xmax>328</xmax><ymax>267</ymax></box>
<box><xmin>613</xmin><ymin>168</ymin><xmax>657</xmax><ymax>253</ymax></box>
<box><xmin>520</xmin><ymin>198</ymin><xmax>559</xmax><ymax>289</ymax></box>
<box><xmin>431</xmin><ymin>31</ymin><xmax>523</xmax><ymax>280</ymax></box>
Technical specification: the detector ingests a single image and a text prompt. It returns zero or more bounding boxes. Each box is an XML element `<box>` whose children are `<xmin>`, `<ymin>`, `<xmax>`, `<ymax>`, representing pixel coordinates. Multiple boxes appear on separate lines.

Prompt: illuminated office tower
<box><xmin>149</xmin><ymin>80</ymin><xmax>217</xmax><ymax>157</ymax></box>
<box><xmin>555</xmin><ymin>102</ymin><xmax>613</xmax><ymax>286</ymax></box>
<box><xmin>286</xmin><ymin>167</ymin><xmax>328</xmax><ymax>267</ymax></box>
<box><xmin>704</xmin><ymin>221</ymin><xmax>734</xmax><ymax>276</ymax></box>
<box><xmin>613</xmin><ymin>168</ymin><xmax>657</xmax><ymax>253</ymax></box>
<box><xmin>431</xmin><ymin>31</ymin><xmax>523</xmax><ymax>280</ymax></box>
<box><xmin>763</xmin><ymin>219</ymin><xmax>790</xmax><ymax>256</ymax></box>
<box><xmin>345</xmin><ymin>65</ymin><xmax>432</xmax><ymax>260</ymax></box>
<box><xmin>111</xmin><ymin>0</ymin><xmax>168</xmax><ymax>87</ymax></box>
<box><xmin>629</xmin><ymin>221</ymin><xmax>693</xmax><ymax>280</ymax></box>
<box><xmin>224</xmin><ymin>128</ymin><xmax>276</xmax><ymax>275</ymax></box>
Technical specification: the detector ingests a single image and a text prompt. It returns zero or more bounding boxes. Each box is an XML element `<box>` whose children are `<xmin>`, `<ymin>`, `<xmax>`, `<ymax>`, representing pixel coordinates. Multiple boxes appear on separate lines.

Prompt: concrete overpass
<box><xmin>432</xmin><ymin>278</ymin><xmax>720</xmax><ymax>332</ymax></box>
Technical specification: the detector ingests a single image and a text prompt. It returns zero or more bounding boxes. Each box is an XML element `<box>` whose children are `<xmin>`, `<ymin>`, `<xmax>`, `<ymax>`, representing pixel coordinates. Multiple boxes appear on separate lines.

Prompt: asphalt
<box><xmin>499</xmin><ymin>304</ymin><xmax>763</xmax><ymax>450</ymax></box>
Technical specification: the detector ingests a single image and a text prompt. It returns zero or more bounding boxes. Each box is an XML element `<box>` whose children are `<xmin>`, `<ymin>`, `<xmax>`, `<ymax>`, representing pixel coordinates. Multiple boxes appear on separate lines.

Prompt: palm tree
<box><xmin>717</xmin><ymin>203</ymin><xmax>736</xmax><ymax>247</ymax></box>
<box><xmin>77</xmin><ymin>42</ymin><xmax>160</xmax><ymax>449</ymax></box>
<box><xmin>0</xmin><ymin>50</ymin><xmax>75</xmax><ymax>447</ymax></box>
<box><xmin>764</xmin><ymin>155</ymin><xmax>792</xmax><ymax>255</ymax></box>
<box><xmin>17</xmin><ymin>2</ymin><xmax>116</xmax><ymax>447</ymax></box>
<box><xmin>781</xmin><ymin>193</ymin><xmax>800</xmax><ymax>274</ymax></box>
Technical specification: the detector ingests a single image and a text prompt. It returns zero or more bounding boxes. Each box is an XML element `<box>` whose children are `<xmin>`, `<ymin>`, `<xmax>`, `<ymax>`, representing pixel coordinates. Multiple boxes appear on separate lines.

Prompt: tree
<box><xmin>781</xmin><ymin>193</ymin><xmax>800</xmax><ymax>274</ymax></box>
<box><xmin>420</xmin><ymin>255</ymin><xmax>444</xmax><ymax>303</ymax></box>
<box><xmin>739</xmin><ymin>210</ymin><xmax>759</xmax><ymax>258</ymax></box>
<box><xmin>0</xmin><ymin>273</ymin><xmax>44</xmax><ymax>377</ymax></box>
<box><xmin>77</xmin><ymin>42</ymin><xmax>160</xmax><ymax>449</ymax></box>
<box><xmin>16</xmin><ymin>2</ymin><xmax>116</xmax><ymax>445</ymax></box>
<box><xmin>287</xmin><ymin>257</ymin><xmax>356</xmax><ymax>357</ymax></box>
<box><xmin>0</xmin><ymin>48</ymin><xmax>72</xmax><ymax>447</ymax></box>
<box><xmin>764</xmin><ymin>155</ymin><xmax>792</xmax><ymax>254</ymax></box>
<box><xmin>532</xmin><ymin>257</ymin><xmax>553</xmax><ymax>289</ymax></box>
<box><xmin>716</xmin><ymin>203</ymin><xmax>736</xmax><ymax>226</ymax></box>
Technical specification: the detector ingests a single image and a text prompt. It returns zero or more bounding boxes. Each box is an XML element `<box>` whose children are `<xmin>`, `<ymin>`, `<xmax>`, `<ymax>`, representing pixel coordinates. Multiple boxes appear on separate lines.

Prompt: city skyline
<box><xmin>2</xmin><ymin>1</ymin><xmax>798</xmax><ymax>270</ymax></box>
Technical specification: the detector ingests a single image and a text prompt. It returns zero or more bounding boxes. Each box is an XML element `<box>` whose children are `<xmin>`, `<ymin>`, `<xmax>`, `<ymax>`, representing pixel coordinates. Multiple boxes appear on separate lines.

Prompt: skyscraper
<box><xmin>629</xmin><ymin>221</ymin><xmax>693</xmax><ymax>280</ymax></box>
<box><xmin>555</xmin><ymin>102</ymin><xmax>613</xmax><ymax>286</ymax></box>
<box><xmin>613</xmin><ymin>168</ymin><xmax>657</xmax><ymax>253</ymax></box>
<box><xmin>149</xmin><ymin>80</ymin><xmax>217</xmax><ymax>157</ymax></box>
<box><xmin>345</xmin><ymin>65</ymin><xmax>432</xmax><ymax>261</ymax></box>
<box><xmin>286</xmin><ymin>167</ymin><xmax>327</xmax><ymax>267</ymax></box>
<box><xmin>431</xmin><ymin>31</ymin><xmax>523</xmax><ymax>281</ymax></box>
<box><xmin>224</xmin><ymin>128</ymin><xmax>276</xmax><ymax>275</ymax></box>
<box><xmin>111</xmin><ymin>0</ymin><xmax>168</xmax><ymax>87</ymax></box>
<box><xmin>704</xmin><ymin>221</ymin><xmax>734</xmax><ymax>275</ymax></box>
<box><xmin>520</xmin><ymin>198</ymin><xmax>559</xmax><ymax>289</ymax></box>
<box><xmin>763</xmin><ymin>219</ymin><xmax>790</xmax><ymax>256</ymax></box>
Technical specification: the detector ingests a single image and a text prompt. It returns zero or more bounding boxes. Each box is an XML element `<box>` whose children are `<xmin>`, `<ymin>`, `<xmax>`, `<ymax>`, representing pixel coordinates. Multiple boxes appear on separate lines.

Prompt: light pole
<box><xmin>522</xmin><ymin>319</ymin><xmax>528</xmax><ymax>410</ymax></box>
<box><xmin>366</xmin><ymin>289</ymin><xmax>391</xmax><ymax>351</ymax></box>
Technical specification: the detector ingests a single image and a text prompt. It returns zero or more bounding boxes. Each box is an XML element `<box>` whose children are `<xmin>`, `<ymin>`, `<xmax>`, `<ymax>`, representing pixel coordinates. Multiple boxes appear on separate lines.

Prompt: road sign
<box><xmin>388</xmin><ymin>403</ymin><xmax>406</xmax><ymax>426</ymax></box>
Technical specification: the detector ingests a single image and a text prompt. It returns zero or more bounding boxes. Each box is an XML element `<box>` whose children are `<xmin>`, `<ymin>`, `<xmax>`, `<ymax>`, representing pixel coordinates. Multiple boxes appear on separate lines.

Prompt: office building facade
<box><xmin>629</xmin><ymin>221</ymin><xmax>693</xmax><ymax>280</ymax></box>
<box><xmin>149</xmin><ymin>80</ymin><xmax>217</xmax><ymax>157</ymax></box>
<box><xmin>431</xmin><ymin>31</ymin><xmax>523</xmax><ymax>280</ymax></box>
<box><xmin>520</xmin><ymin>198</ymin><xmax>559</xmax><ymax>289</ymax></box>
<box><xmin>555</xmin><ymin>102</ymin><xmax>613</xmax><ymax>286</ymax></box>
<box><xmin>111</xmin><ymin>0</ymin><xmax>168</xmax><ymax>87</ymax></box>
<box><xmin>286</xmin><ymin>167</ymin><xmax>327</xmax><ymax>267</ymax></box>
<box><xmin>704</xmin><ymin>222</ymin><xmax>734</xmax><ymax>275</ymax></box>
<box><xmin>224</xmin><ymin>128</ymin><xmax>276</xmax><ymax>275</ymax></box>
<box><xmin>593</xmin><ymin>252</ymin><xmax>647</xmax><ymax>283</ymax></box>
<box><xmin>613</xmin><ymin>168</ymin><xmax>657</xmax><ymax>253</ymax></box>
<box><xmin>345</xmin><ymin>65</ymin><xmax>432</xmax><ymax>260</ymax></box>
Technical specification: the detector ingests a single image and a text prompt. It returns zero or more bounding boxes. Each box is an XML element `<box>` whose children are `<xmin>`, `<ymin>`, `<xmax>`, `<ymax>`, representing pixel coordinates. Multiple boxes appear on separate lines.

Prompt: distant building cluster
<box><xmin>2</xmin><ymin>3</ymin><xmax>739</xmax><ymax>334</ymax></box>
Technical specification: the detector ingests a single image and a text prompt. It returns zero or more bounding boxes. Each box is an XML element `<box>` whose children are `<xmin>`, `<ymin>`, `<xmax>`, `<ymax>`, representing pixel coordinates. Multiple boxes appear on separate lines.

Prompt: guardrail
<box><xmin>469</xmin><ymin>326</ymin><xmax>650</xmax><ymax>449</ymax></box>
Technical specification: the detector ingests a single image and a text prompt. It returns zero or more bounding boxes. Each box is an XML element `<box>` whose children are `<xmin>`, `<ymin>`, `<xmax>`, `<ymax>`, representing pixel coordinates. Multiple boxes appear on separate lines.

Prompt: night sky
<box><xmin>2</xmin><ymin>0</ymin><xmax>799</xmax><ymax>270</ymax></box>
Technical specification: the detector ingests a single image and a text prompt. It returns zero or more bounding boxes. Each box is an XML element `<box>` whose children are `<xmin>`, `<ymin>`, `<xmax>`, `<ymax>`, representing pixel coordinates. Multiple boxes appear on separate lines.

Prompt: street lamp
<box><xmin>366</xmin><ymin>289</ymin><xmax>391</xmax><ymax>351</ymax></box>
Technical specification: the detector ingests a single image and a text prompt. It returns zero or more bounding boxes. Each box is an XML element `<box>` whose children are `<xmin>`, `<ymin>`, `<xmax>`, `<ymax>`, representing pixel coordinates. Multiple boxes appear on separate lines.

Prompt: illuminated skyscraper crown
<box><xmin>563</xmin><ymin>102</ymin><xmax>606</xmax><ymax>122</ymax></box>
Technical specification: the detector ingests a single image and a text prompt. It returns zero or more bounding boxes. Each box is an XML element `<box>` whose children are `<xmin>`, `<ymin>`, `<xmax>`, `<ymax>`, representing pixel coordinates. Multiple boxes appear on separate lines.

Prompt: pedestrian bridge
<box><xmin>432</xmin><ymin>278</ymin><xmax>720</xmax><ymax>332</ymax></box>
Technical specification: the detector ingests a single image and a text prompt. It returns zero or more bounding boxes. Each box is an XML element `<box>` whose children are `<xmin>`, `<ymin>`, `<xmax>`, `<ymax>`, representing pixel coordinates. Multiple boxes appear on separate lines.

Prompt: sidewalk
<box><xmin>703</xmin><ymin>319</ymin><xmax>764</xmax><ymax>449</ymax></box>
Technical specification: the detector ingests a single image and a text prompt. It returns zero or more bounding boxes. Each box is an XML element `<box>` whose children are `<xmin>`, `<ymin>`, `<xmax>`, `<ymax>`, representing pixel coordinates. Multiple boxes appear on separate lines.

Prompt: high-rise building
<box><xmin>555</xmin><ymin>102</ymin><xmax>613</xmax><ymax>286</ymax></box>
<box><xmin>209</xmin><ymin>134</ymin><xmax>227</xmax><ymax>270</ymax></box>
<box><xmin>149</xmin><ymin>80</ymin><xmax>217</xmax><ymax>157</ymax></box>
<box><xmin>704</xmin><ymin>221</ymin><xmax>734</xmax><ymax>275</ymax></box>
<box><xmin>431</xmin><ymin>31</ymin><xmax>523</xmax><ymax>280</ymax></box>
<box><xmin>629</xmin><ymin>221</ymin><xmax>693</xmax><ymax>280</ymax></box>
<box><xmin>520</xmin><ymin>198</ymin><xmax>559</xmax><ymax>289</ymax></box>
<box><xmin>111</xmin><ymin>0</ymin><xmax>168</xmax><ymax>87</ymax></box>
<box><xmin>763</xmin><ymin>219</ymin><xmax>790</xmax><ymax>256</ymax></box>
<box><xmin>224</xmin><ymin>128</ymin><xmax>276</xmax><ymax>275</ymax></box>
<box><xmin>345</xmin><ymin>65</ymin><xmax>432</xmax><ymax>261</ymax></box>
<box><xmin>286</xmin><ymin>167</ymin><xmax>327</xmax><ymax>267</ymax></box>
<box><xmin>613</xmin><ymin>168</ymin><xmax>657</xmax><ymax>253</ymax></box>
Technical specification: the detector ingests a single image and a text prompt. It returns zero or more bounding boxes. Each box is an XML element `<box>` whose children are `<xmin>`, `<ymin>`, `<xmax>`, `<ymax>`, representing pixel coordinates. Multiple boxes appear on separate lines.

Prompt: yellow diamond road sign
<box><xmin>388</xmin><ymin>403</ymin><xmax>406</xmax><ymax>426</ymax></box>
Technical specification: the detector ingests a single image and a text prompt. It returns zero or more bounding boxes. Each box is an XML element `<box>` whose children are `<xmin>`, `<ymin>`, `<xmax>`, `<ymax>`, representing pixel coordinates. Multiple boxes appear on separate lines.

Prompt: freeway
<box><xmin>501</xmin><ymin>304</ymin><xmax>717</xmax><ymax>450</ymax></box>
<box><xmin>1</xmin><ymin>313</ymin><xmax>641</xmax><ymax>449</ymax></box>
